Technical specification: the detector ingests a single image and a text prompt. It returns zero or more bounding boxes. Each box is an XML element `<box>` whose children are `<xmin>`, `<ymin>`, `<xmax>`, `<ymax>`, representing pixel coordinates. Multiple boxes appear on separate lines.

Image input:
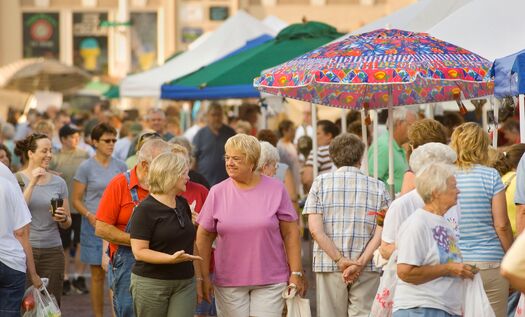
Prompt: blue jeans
<box><xmin>393</xmin><ymin>307</ymin><xmax>461</xmax><ymax>317</ymax></box>
<box><xmin>0</xmin><ymin>261</ymin><xmax>26</xmax><ymax>317</ymax></box>
<box><xmin>110</xmin><ymin>246</ymin><xmax>135</xmax><ymax>317</ymax></box>
<box><xmin>508</xmin><ymin>291</ymin><xmax>520</xmax><ymax>317</ymax></box>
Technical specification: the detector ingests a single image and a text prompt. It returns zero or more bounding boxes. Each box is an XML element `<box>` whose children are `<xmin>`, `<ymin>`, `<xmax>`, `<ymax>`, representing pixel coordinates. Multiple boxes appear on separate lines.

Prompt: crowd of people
<box><xmin>1</xmin><ymin>101</ymin><xmax>525</xmax><ymax>317</ymax></box>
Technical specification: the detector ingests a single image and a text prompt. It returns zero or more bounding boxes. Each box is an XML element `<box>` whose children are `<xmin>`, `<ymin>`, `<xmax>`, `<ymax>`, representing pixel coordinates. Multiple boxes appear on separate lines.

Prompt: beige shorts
<box><xmin>214</xmin><ymin>282</ymin><xmax>287</xmax><ymax>317</ymax></box>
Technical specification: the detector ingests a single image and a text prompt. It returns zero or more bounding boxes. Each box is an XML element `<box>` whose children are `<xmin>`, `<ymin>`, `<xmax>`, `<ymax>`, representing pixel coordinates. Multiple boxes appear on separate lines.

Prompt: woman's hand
<box><xmin>30</xmin><ymin>168</ymin><xmax>46</xmax><ymax>185</ymax></box>
<box><xmin>202</xmin><ymin>276</ymin><xmax>214</xmax><ymax>303</ymax></box>
<box><xmin>196</xmin><ymin>278</ymin><xmax>204</xmax><ymax>304</ymax></box>
<box><xmin>289</xmin><ymin>274</ymin><xmax>306</xmax><ymax>297</ymax></box>
<box><xmin>170</xmin><ymin>250</ymin><xmax>203</xmax><ymax>264</ymax></box>
<box><xmin>30</xmin><ymin>273</ymin><xmax>42</xmax><ymax>289</ymax></box>
<box><xmin>52</xmin><ymin>207</ymin><xmax>68</xmax><ymax>223</ymax></box>
<box><xmin>85</xmin><ymin>212</ymin><xmax>97</xmax><ymax>227</ymax></box>
<box><xmin>447</xmin><ymin>263</ymin><xmax>475</xmax><ymax>279</ymax></box>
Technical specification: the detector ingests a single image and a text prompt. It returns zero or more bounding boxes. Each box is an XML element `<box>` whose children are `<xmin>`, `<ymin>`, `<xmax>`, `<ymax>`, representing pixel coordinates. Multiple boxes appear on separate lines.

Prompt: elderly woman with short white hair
<box><xmin>380</xmin><ymin>143</ymin><xmax>458</xmax><ymax>260</ymax></box>
<box><xmin>196</xmin><ymin>134</ymin><xmax>304</xmax><ymax>317</ymax></box>
<box><xmin>394</xmin><ymin>163</ymin><xmax>474</xmax><ymax>317</ymax></box>
<box><xmin>257</xmin><ymin>141</ymin><xmax>280</xmax><ymax>177</ymax></box>
<box><xmin>128</xmin><ymin>152</ymin><xmax>202</xmax><ymax>317</ymax></box>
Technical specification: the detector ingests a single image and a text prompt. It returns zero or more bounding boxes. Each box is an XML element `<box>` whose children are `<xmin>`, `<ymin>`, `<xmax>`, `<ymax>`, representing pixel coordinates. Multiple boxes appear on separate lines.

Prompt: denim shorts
<box><xmin>80</xmin><ymin>215</ymin><xmax>102</xmax><ymax>265</ymax></box>
<box><xmin>394</xmin><ymin>307</ymin><xmax>461</xmax><ymax>317</ymax></box>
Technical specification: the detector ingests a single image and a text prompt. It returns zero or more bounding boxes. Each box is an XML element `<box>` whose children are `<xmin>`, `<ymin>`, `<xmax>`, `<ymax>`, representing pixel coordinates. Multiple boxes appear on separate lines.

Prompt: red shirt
<box><xmin>181</xmin><ymin>181</ymin><xmax>208</xmax><ymax>213</ymax></box>
<box><xmin>96</xmin><ymin>166</ymin><xmax>149</xmax><ymax>259</ymax></box>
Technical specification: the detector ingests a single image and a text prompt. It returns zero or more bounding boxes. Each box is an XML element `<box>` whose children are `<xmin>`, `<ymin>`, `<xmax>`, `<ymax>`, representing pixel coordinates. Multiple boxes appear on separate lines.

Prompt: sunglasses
<box><xmin>139</xmin><ymin>132</ymin><xmax>161</xmax><ymax>143</ymax></box>
<box><xmin>99</xmin><ymin>138</ymin><xmax>117</xmax><ymax>144</ymax></box>
<box><xmin>173</xmin><ymin>208</ymin><xmax>185</xmax><ymax>229</ymax></box>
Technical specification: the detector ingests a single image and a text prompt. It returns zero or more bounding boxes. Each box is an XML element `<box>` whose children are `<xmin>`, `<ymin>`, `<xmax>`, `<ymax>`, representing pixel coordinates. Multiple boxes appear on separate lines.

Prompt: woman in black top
<box><xmin>129</xmin><ymin>152</ymin><xmax>202</xmax><ymax>317</ymax></box>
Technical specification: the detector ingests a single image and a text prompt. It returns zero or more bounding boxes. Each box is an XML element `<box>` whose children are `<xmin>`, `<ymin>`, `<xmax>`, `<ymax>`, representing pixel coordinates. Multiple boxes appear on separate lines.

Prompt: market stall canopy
<box><xmin>0</xmin><ymin>58</ymin><xmax>91</xmax><ymax>94</ymax></box>
<box><xmin>514</xmin><ymin>53</ymin><xmax>525</xmax><ymax>95</ymax></box>
<box><xmin>428</xmin><ymin>0</ymin><xmax>525</xmax><ymax>61</ymax></box>
<box><xmin>161</xmin><ymin>21</ymin><xmax>343</xmax><ymax>100</ymax></box>
<box><xmin>120</xmin><ymin>10</ymin><xmax>277</xmax><ymax>98</ymax></box>
<box><xmin>492</xmin><ymin>49</ymin><xmax>525</xmax><ymax>98</ymax></box>
<box><xmin>351</xmin><ymin>0</ymin><xmax>472</xmax><ymax>34</ymax></box>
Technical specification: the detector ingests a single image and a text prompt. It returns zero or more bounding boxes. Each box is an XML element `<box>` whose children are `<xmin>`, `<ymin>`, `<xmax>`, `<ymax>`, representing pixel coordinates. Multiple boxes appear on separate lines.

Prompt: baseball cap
<box><xmin>59</xmin><ymin>124</ymin><xmax>81</xmax><ymax>139</ymax></box>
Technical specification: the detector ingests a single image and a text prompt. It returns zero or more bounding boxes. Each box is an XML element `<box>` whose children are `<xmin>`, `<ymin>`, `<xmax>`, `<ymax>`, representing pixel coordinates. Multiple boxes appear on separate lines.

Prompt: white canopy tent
<box><xmin>428</xmin><ymin>0</ymin><xmax>525</xmax><ymax>61</ymax></box>
<box><xmin>120</xmin><ymin>10</ymin><xmax>277</xmax><ymax>98</ymax></box>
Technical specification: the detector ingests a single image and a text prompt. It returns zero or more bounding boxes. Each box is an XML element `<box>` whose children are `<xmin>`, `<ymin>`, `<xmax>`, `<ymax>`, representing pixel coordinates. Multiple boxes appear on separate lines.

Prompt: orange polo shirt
<box><xmin>96</xmin><ymin>166</ymin><xmax>149</xmax><ymax>259</ymax></box>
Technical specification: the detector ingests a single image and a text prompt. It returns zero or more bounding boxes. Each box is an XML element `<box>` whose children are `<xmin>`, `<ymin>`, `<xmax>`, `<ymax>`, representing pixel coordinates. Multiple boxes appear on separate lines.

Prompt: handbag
<box><xmin>282</xmin><ymin>284</ymin><xmax>311</xmax><ymax>317</ymax></box>
<box><xmin>463</xmin><ymin>274</ymin><xmax>495</xmax><ymax>317</ymax></box>
<box><xmin>370</xmin><ymin>250</ymin><xmax>398</xmax><ymax>317</ymax></box>
<box><xmin>515</xmin><ymin>293</ymin><xmax>525</xmax><ymax>317</ymax></box>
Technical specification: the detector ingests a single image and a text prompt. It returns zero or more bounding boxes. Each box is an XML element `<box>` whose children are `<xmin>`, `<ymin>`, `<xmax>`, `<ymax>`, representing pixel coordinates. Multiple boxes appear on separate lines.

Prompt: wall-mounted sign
<box><xmin>180</xmin><ymin>3</ymin><xmax>204</xmax><ymax>23</ymax></box>
<box><xmin>181</xmin><ymin>27</ymin><xmax>204</xmax><ymax>44</ymax></box>
<box><xmin>23</xmin><ymin>13</ymin><xmax>60</xmax><ymax>58</ymax></box>
<box><xmin>73</xmin><ymin>12</ymin><xmax>108</xmax><ymax>74</ymax></box>
<box><xmin>130</xmin><ymin>12</ymin><xmax>158</xmax><ymax>72</ymax></box>
<box><xmin>209</xmin><ymin>6</ymin><xmax>229</xmax><ymax>21</ymax></box>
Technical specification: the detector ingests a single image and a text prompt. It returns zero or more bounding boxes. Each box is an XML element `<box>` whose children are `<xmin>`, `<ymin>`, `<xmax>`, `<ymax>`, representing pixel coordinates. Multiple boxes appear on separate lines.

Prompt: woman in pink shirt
<box><xmin>196</xmin><ymin>134</ymin><xmax>304</xmax><ymax>317</ymax></box>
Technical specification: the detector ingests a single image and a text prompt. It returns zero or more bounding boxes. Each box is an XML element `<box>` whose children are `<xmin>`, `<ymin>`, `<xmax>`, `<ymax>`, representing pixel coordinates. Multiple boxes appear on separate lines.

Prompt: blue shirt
<box><xmin>193</xmin><ymin>125</ymin><xmax>236</xmax><ymax>186</ymax></box>
<box><xmin>456</xmin><ymin>165</ymin><xmax>505</xmax><ymax>262</ymax></box>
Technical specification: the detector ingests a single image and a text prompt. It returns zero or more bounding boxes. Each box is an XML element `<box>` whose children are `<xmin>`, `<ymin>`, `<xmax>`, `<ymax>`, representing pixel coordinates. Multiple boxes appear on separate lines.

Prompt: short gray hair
<box><xmin>146</xmin><ymin>108</ymin><xmax>165</xmax><ymax>120</ymax></box>
<box><xmin>169</xmin><ymin>136</ymin><xmax>192</xmax><ymax>155</ymax></box>
<box><xmin>257</xmin><ymin>141</ymin><xmax>280</xmax><ymax>171</ymax></box>
<box><xmin>409</xmin><ymin>142</ymin><xmax>457</xmax><ymax>174</ymax></box>
<box><xmin>386</xmin><ymin>108</ymin><xmax>417</xmax><ymax>128</ymax></box>
<box><xmin>137</xmin><ymin>139</ymin><xmax>173</xmax><ymax>164</ymax></box>
<box><xmin>329</xmin><ymin>133</ymin><xmax>364</xmax><ymax>168</ymax></box>
<box><xmin>415</xmin><ymin>163</ymin><xmax>456</xmax><ymax>204</ymax></box>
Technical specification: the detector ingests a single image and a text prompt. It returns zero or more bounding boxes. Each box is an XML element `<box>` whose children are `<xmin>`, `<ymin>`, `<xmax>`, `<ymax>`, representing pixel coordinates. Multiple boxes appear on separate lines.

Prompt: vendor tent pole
<box><xmin>519</xmin><ymin>94</ymin><xmax>525</xmax><ymax>143</ymax></box>
<box><xmin>482</xmin><ymin>103</ymin><xmax>488</xmax><ymax>134</ymax></box>
<box><xmin>492</xmin><ymin>98</ymin><xmax>499</xmax><ymax>148</ymax></box>
<box><xmin>372</xmin><ymin>109</ymin><xmax>378</xmax><ymax>179</ymax></box>
<box><xmin>261</xmin><ymin>103</ymin><xmax>268</xmax><ymax>129</ymax></box>
<box><xmin>341</xmin><ymin>109</ymin><xmax>347</xmax><ymax>133</ymax></box>
<box><xmin>361</xmin><ymin>109</ymin><xmax>368</xmax><ymax>175</ymax></box>
<box><xmin>311</xmin><ymin>103</ymin><xmax>318</xmax><ymax>179</ymax></box>
<box><xmin>388</xmin><ymin>103</ymin><xmax>394</xmax><ymax>198</ymax></box>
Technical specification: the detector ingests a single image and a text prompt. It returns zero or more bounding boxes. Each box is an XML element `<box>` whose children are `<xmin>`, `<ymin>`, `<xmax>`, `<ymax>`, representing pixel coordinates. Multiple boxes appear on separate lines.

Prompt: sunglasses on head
<box><xmin>139</xmin><ymin>132</ymin><xmax>161</xmax><ymax>142</ymax></box>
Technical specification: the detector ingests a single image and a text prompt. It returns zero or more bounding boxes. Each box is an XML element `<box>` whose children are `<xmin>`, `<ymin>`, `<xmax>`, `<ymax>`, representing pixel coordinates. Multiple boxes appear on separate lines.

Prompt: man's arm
<box><xmin>95</xmin><ymin>221</ymin><xmax>130</xmax><ymax>246</ymax></box>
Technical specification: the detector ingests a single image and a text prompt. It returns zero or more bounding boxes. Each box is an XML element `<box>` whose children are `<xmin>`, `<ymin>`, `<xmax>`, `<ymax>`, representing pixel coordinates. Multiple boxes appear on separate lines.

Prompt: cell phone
<box><xmin>50</xmin><ymin>197</ymin><xmax>63</xmax><ymax>216</ymax></box>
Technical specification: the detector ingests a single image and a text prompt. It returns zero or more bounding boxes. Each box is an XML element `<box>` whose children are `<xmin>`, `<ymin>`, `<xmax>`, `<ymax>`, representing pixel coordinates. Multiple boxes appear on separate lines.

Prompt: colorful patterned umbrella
<box><xmin>254</xmin><ymin>29</ymin><xmax>494</xmax><ymax>109</ymax></box>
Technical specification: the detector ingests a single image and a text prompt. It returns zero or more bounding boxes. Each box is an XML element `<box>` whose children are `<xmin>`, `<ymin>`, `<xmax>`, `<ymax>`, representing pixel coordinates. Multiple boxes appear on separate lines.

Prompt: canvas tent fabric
<box><xmin>161</xmin><ymin>21</ymin><xmax>343</xmax><ymax>100</ymax></box>
<box><xmin>428</xmin><ymin>0</ymin><xmax>525</xmax><ymax>61</ymax></box>
<box><xmin>492</xmin><ymin>49</ymin><xmax>525</xmax><ymax>98</ymax></box>
<box><xmin>119</xmin><ymin>11</ymin><xmax>277</xmax><ymax>98</ymax></box>
<box><xmin>514</xmin><ymin>54</ymin><xmax>525</xmax><ymax>95</ymax></box>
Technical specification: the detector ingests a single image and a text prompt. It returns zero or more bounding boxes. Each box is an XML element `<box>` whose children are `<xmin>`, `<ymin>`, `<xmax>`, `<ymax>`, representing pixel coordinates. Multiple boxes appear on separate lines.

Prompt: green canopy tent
<box><xmin>161</xmin><ymin>21</ymin><xmax>343</xmax><ymax>100</ymax></box>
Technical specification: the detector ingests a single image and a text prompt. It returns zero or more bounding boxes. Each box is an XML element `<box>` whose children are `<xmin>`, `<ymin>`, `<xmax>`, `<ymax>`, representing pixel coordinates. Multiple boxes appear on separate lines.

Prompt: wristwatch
<box><xmin>291</xmin><ymin>271</ymin><xmax>303</xmax><ymax>278</ymax></box>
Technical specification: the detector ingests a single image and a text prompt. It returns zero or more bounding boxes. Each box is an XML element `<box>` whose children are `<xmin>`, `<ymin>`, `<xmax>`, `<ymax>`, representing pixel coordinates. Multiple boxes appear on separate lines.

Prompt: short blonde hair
<box><xmin>225</xmin><ymin>134</ymin><xmax>260</xmax><ymax>171</ymax></box>
<box><xmin>415</xmin><ymin>163</ymin><xmax>456</xmax><ymax>204</ymax></box>
<box><xmin>450</xmin><ymin>122</ymin><xmax>489</xmax><ymax>169</ymax></box>
<box><xmin>148</xmin><ymin>152</ymin><xmax>188</xmax><ymax>194</ymax></box>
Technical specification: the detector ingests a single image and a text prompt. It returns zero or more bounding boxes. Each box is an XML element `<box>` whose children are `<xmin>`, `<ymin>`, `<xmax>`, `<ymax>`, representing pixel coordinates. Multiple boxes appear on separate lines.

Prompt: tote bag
<box><xmin>282</xmin><ymin>284</ymin><xmax>311</xmax><ymax>317</ymax></box>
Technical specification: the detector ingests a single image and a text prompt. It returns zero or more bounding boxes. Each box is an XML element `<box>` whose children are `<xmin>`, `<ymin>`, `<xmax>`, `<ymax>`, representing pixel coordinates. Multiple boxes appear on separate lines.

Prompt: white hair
<box><xmin>386</xmin><ymin>108</ymin><xmax>417</xmax><ymax>128</ymax></box>
<box><xmin>409</xmin><ymin>142</ymin><xmax>457</xmax><ymax>174</ymax></box>
<box><xmin>257</xmin><ymin>141</ymin><xmax>280</xmax><ymax>171</ymax></box>
<box><xmin>137</xmin><ymin>139</ymin><xmax>172</xmax><ymax>163</ymax></box>
<box><xmin>415</xmin><ymin>162</ymin><xmax>456</xmax><ymax>203</ymax></box>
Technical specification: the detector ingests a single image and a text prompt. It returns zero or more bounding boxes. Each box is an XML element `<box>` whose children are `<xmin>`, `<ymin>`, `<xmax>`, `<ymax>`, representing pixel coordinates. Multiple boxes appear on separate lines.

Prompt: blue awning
<box><xmin>512</xmin><ymin>53</ymin><xmax>525</xmax><ymax>95</ymax></box>
<box><xmin>161</xmin><ymin>84</ymin><xmax>259</xmax><ymax>100</ymax></box>
<box><xmin>492</xmin><ymin>49</ymin><xmax>525</xmax><ymax>98</ymax></box>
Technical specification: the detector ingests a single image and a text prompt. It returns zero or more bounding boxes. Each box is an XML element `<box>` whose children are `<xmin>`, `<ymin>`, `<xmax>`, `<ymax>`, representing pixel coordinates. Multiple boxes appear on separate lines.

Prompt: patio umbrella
<box><xmin>161</xmin><ymin>21</ymin><xmax>343</xmax><ymax>100</ymax></box>
<box><xmin>0</xmin><ymin>58</ymin><xmax>91</xmax><ymax>94</ymax></box>
<box><xmin>254</xmin><ymin>29</ymin><xmax>493</xmax><ymax>194</ymax></box>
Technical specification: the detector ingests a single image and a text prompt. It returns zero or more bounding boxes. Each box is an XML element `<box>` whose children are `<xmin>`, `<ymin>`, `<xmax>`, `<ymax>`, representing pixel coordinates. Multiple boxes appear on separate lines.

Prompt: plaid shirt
<box><xmin>303</xmin><ymin>166</ymin><xmax>391</xmax><ymax>272</ymax></box>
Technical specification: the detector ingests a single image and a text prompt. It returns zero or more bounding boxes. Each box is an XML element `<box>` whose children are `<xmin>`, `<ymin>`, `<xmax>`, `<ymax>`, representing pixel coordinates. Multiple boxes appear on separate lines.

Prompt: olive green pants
<box><xmin>130</xmin><ymin>273</ymin><xmax>196</xmax><ymax>317</ymax></box>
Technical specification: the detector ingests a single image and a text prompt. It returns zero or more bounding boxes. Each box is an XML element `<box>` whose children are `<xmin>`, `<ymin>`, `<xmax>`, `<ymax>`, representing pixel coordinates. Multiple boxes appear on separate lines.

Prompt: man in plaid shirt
<box><xmin>304</xmin><ymin>133</ymin><xmax>391</xmax><ymax>317</ymax></box>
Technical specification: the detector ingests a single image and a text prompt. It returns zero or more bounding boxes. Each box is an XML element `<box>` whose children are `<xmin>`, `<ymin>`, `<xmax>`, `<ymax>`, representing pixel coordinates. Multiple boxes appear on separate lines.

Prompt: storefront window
<box><xmin>130</xmin><ymin>12</ymin><xmax>158</xmax><ymax>72</ymax></box>
<box><xmin>73</xmin><ymin>12</ymin><xmax>109</xmax><ymax>75</ymax></box>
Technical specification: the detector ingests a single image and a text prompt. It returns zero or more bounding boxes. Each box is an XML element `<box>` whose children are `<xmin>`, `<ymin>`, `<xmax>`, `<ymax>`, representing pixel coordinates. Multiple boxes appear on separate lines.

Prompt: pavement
<box><xmin>61</xmin><ymin>239</ymin><xmax>318</xmax><ymax>317</ymax></box>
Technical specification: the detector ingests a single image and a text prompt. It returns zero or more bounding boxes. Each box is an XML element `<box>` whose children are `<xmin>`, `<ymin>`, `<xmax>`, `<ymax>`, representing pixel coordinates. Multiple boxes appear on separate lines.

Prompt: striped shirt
<box><xmin>456</xmin><ymin>165</ymin><xmax>505</xmax><ymax>262</ymax></box>
<box><xmin>303</xmin><ymin>166</ymin><xmax>391</xmax><ymax>272</ymax></box>
<box><xmin>305</xmin><ymin>145</ymin><xmax>333</xmax><ymax>175</ymax></box>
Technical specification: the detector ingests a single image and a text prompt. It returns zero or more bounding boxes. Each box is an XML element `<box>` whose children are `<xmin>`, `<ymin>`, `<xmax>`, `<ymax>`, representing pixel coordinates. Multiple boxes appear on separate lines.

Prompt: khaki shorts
<box><xmin>214</xmin><ymin>282</ymin><xmax>287</xmax><ymax>317</ymax></box>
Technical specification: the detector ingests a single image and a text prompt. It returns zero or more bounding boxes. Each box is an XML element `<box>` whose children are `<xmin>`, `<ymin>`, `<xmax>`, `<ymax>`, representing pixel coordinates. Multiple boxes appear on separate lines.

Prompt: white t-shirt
<box><xmin>382</xmin><ymin>189</ymin><xmax>460</xmax><ymax>244</ymax></box>
<box><xmin>0</xmin><ymin>177</ymin><xmax>32</xmax><ymax>273</ymax></box>
<box><xmin>394</xmin><ymin>209</ymin><xmax>464</xmax><ymax>315</ymax></box>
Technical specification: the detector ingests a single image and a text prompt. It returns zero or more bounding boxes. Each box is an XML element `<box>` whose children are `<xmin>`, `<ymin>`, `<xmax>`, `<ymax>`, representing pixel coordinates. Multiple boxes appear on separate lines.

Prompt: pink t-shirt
<box><xmin>197</xmin><ymin>175</ymin><xmax>297</xmax><ymax>287</ymax></box>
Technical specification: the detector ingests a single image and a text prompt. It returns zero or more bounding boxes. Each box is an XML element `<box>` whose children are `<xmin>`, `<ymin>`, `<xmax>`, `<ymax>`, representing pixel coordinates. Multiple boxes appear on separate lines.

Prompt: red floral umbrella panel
<box><xmin>254</xmin><ymin>29</ymin><xmax>494</xmax><ymax>109</ymax></box>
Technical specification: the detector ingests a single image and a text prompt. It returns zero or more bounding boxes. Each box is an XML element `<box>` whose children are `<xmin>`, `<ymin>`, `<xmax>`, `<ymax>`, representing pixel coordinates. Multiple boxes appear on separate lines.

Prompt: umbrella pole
<box><xmin>261</xmin><ymin>103</ymin><xmax>268</xmax><ymax>130</ymax></box>
<box><xmin>520</xmin><ymin>94</ymin><xmax>525</xmax><ymax>143</ymax></box>
<box><xmin>311</xmin><ymin>103</ymin><xmax>318</xmax><ymax>179</ymax></box>
<box><xmin>388</xmin><ymin>102</ymin><xmax>395</xmax><ymax>198</ymax></box>
<box><xmin>492</xmin><ymin>98</ymin><xmax>499</xmax><ymax>148</ymax></box>
<box><xmin>373</xmin><ymin>110</ymin><xmax>378</xmax><ymax>179</ymax></box>
<box><xmin>341</xmin><ymin>109</ymin><xmax>347</xmax><ymax>133</ymax></box>
<box><xmin>361</xmin><ymin>109</ymin><xmax>368</xmax><ymax>175</ymax></box>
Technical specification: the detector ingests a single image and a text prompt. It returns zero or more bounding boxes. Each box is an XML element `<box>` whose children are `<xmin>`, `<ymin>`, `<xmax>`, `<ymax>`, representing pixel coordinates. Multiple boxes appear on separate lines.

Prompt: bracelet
<box><xmin>334</xmin><ymin>255</ymin><xmax>343</xmax><ymax>263</ymax></box>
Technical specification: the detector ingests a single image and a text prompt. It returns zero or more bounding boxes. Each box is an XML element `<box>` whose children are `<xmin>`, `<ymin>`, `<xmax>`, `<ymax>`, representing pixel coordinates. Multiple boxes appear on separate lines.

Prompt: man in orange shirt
<box><xmin>95</xmin><ymin>139</ymin><xmax>172</xmax><ymax>317</ymax></box>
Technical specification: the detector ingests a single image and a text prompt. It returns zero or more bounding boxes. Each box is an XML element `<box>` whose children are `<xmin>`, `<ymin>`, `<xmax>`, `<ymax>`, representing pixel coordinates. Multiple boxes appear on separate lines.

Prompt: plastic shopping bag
<box><xmin>370</xmin><ymin>250</ymin><xmax>397</xmax><ymax>317</ymax></box>
<box><xmin>282</xmin><ymin>284</ymin><xmax>311</xmax><ymax>317</ymax></box>
<box><xmin>515</xmin><ymin>293</ymin><xmax>525</xmax><ymax>317</ymax></box>
<box><xmin>22</xmin><ymin>282</ymin><xmax>61</xmax><ymax>317</ymax></box>
<box><xmin>463</xmin><ymin>274</ymin><xmax>495</xmax><ymax>317</ymax></box>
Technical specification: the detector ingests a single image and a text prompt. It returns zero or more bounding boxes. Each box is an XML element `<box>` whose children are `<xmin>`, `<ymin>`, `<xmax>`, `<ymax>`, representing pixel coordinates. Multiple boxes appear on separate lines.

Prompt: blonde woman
<box><xmin>196</xmin><ymin>134</ymin><xmax>304</xmax><ymax>317</ymax></box>
<box><xmin>450</xmin><ymin>122</ymin><xmax>514</xmax><ymax>317</ymax></box>
<box><xmin>129</xmin><ymin>152</ymin><xmax>202</xmax><ymax>317</ymax></box>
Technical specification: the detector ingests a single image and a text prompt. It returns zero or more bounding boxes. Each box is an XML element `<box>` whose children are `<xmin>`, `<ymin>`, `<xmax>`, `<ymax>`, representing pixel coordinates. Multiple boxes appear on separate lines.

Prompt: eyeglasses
<box><xmin>173</xmin><ymin>208</ymin><xmax>185</xmax><ymax>229</ymax></box>
<box><xmin>224</xmin><ymin>155</ymin><xmax>244</xmax><ymax>163</ymax></box>
<box><xmin>100</xmin><ymin>138</ymin><xmax>117</xmax><ymax>144</ymax></box>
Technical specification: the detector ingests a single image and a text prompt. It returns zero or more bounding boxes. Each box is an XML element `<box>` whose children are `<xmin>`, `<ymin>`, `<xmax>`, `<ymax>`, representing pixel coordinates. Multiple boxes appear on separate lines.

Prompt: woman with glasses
<box><xmin>129</xmin><ymin>152</ymin><xmax>202</xmax><ymax>317</ymax></box>
<box><xmin>196</xmin><ymin>134</ymin><xmax>304</xmax><ymax>317</ymax></box>
<box><xmin>72</xmin><ymin>123</ymin><xmax>127</xmax><ymax>317</ymax></box>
